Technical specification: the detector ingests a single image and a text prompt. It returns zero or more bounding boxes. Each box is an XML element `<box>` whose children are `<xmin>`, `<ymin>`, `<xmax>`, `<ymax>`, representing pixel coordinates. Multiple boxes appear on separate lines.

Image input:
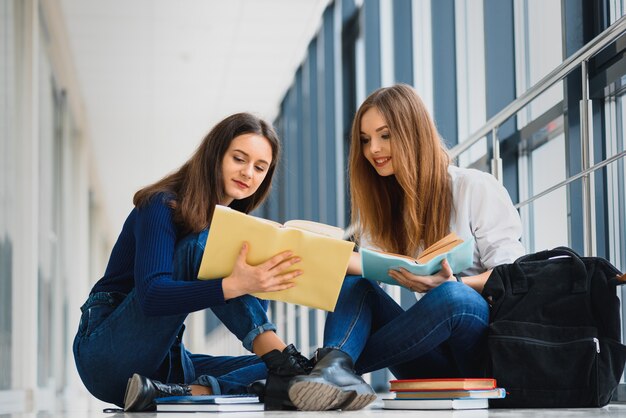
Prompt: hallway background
<box><xmin>1</xmin><ymin>0</ymin><xmax>626</xmax><ymax>413</ymax></box>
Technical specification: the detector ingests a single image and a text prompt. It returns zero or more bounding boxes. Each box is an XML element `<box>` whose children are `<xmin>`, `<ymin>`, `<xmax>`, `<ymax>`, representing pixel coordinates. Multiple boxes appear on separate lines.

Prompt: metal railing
<box><xmin>449</xmin><ymin>14</ymin><xmax>626</xmax><ymax>256</ymax></box>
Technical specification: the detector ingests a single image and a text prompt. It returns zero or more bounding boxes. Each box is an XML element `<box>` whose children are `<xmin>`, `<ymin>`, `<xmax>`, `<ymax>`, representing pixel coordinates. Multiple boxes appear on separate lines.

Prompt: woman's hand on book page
<box><xmin>388</xmin><ymin>259</ymin><xmax>454</xmax><ymax>293</ymax></box>
<box><xmin>222</xmin><ymin>242</ymin><xmax>303</xmax><ymax>300</ymax></box>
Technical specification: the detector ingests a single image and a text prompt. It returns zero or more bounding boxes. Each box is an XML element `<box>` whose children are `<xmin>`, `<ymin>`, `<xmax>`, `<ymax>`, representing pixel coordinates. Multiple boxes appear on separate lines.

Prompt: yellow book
<box><xmin>197</xmin><ymin>205</ymin><xmax>355</xmax><ymax>311</ymax></box>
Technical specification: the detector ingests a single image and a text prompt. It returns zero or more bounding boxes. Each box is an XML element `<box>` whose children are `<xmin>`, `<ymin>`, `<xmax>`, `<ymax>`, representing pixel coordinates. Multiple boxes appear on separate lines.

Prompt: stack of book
<box><xmin>154</xmin><ymin>394</ymin><xmax>263</xmax><ymax>412</ymax></box>
<box><xmin>383</xmin><ymin>378</ymin><xmax>506</xmax><ymax>410</ymax></box>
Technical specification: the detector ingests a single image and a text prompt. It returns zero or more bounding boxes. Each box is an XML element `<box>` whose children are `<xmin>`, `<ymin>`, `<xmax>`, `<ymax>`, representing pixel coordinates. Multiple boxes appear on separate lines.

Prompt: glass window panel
<box><xmin>37</xmin><ymin>34</ymin><xmax>60</xmax><ymax>387</ymax></box>
<box><xmin>319</xmin><ymin>8</ymin><xmax>338</xmax><ymax>226</ymax></box>
<box><xmin>0</xmin><ymin>0</ymin><xmax>15</xmax><ymax>391</ymax></box>
<box><xmin>457</xmin><ymin>137</ymin><xmax>489</xmax><ymax>170</ymax></box>
<box><xmin>606</xmin><ymin>86</ymin><xmax>626</xmax><ymax>347</ymax></box>
<box><xmin>391</xmin><ymin>0</ymin><xmax>412</xmax><ymax>85</ymax></box>
<box><xmin>610</xmin><ymin>0</ymin><xmax>626</xmax><ymax>24</ymax></box>
<box><xmin>455</xmin><ymin>0</ymin><xmax>487</xmax><ymax>167</ymax></box>
<box><xmin>302</xmin><ymin>58</ymin><xmax>313</xmax><ymax>221</ymax></box>
<box><xmin>308</xmin><ymin>307</ymin><xmax>316</xmax><ymax>354</ymax></box>
<box><xmin>411</xmin><ymin>0</ymin><xmax>434</xmax><ymax>114</ymax></box>
<box><xmin>615</xmin><ymin>93</ymin><xmax>626</xmax><ymax>270</ymax></box>
<box><xmin>531</xmin><ymin>134</ymin><xmax>568</xmax><ymax>250</ymax></box>
<box><xmin>308</xmin><ymin>48</ymin><xmax>320</xmax><ymax>224</ymax></box>
<box><xmin>379</xmin><ymin>0</ymin><xmax>393</xmax><ymax>86</ymax></box>
<box><xmin>514</xmin><ymin>0</ymin><xmax>563</xmax><ymax>127</ymax></box>
<box><xmin>617</xmin><ymin>93</ymin><xmax>626</xmax><ymax>345</ymax></box>
<box><xmin>519</xmin><ymin>130</ymin><xmax>568</xmax><ymax>253</ymax></box>
<box><xmin>455</xmin><ymin>0</ymin><xmax>486</xmax><ymax>141</ymax></box>
<box><xmin>294</xmin><ymin>305</ymin><xmax>302</xmax><ymax>350</ymax></box>
<box><xmin>363</xmin><ymin>0</ymin><xmax>381</xmax><ymax>95</ymax></box>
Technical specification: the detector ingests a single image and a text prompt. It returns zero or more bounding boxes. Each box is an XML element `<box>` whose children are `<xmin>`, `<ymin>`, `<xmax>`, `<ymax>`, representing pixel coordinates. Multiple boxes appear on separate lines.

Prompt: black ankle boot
<box><xmin>284</xmin><ymin>343</ymin><xmax>314</xmax><ymax>373</ymax></box>
<box><xmin>247</xmin><ymin>344</ymin><xmax>315</xmax><ymax>403</ymax></box>
<box><xmin>261</xmin><ymin>344</ymin><xmax>311</xmax><ymax>410</ymax></box>
<box><xmin>123</xmin><ymin>373</ymin><xmax>192</xmax><ymax>411</ymax></box>
<box><xmin>287</xmin><ymin>348</ymin><xmax>377</xmax><ymax>411</ymax></box>
<box><xmin>247</xmin><ymin>379</ymin><xmax>267</xmax><ymax>401</ymax></box>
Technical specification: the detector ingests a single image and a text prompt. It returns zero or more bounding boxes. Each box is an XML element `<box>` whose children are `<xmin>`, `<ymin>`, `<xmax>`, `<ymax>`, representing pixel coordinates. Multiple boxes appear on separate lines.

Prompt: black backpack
<box><xmin>481</xmin><ymin>247</ymin><xmax>626</xmax><ymax>407</ymax></box>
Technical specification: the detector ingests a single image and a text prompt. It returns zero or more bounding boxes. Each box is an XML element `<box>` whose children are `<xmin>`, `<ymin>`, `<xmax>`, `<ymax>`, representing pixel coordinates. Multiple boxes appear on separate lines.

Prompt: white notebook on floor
<box><xmin>155</xmin><ymin>394</ymin><xmax>263</xmax><ymax>412</ymax></box>
<box><xmin>382</xmin><ymin>397</ymin><xmax>489</xmax><ymax>410</ymax></box>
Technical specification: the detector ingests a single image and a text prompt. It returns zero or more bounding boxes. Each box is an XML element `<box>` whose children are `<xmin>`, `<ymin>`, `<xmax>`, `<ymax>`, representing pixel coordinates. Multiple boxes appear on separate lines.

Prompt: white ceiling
<box><xmin>59</xmin><ymin>0</ymin><xmax>330</xmax><ymax>234</ymax></box>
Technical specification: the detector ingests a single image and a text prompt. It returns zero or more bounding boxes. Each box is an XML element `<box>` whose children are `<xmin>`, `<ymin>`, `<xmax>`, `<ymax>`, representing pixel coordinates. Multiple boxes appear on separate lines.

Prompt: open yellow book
<box><xmin>360</xmin><ymin>232</ymin><xmax>474</xmax><ymax>286</ymax></box>
<box><xmin>197</xmin><ymin>205</ymin><xmax>355</xmax><ymax>311</ymax></box>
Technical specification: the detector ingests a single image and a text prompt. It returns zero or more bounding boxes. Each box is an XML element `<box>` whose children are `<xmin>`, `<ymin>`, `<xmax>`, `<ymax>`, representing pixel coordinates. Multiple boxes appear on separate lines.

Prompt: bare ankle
<box><xmin>189</xmin><ymin>384</ymin><xmax>212</xmax><ymax>395</ymax></box>
<box><xmin>252</xmin><ymin>331</ymin><xmax>287</xmax><ymax>356</ymax></box>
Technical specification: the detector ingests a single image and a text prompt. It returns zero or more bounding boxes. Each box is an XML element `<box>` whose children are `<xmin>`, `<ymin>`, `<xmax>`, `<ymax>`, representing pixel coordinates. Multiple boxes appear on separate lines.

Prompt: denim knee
<box><xmin>431</xmin><ymin>281</ymin><xmax>489</xmax><ymax>321</ymax></box>
<box><xmin>338</xmin><ymin>275</ymin><xmax>377</xmax><ymax>298</ymax></box>
<box><xmin>172</xmin><ymin>230</ymin><xmax>209</xmax><ymax>281</ymax></box>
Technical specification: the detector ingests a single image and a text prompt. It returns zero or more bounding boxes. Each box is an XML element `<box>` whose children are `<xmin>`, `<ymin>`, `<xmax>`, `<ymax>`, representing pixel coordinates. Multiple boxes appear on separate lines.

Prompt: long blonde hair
<box><xmin>349</xmin><ymin>84</ymin><xmax>452</xmax><ymax>255</ymax></box>
<box><xmin>134</xmin><ymin>112</ymin><xmax>281</xmax><ymax>234</ymax></box>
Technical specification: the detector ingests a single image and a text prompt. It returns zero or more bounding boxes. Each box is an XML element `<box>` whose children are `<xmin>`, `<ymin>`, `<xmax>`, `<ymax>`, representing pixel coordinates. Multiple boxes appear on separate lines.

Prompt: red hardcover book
<box><xmin>390</xmin><ymin>378</ymin><xmax>497</xmax><ymax>392</ymax></box>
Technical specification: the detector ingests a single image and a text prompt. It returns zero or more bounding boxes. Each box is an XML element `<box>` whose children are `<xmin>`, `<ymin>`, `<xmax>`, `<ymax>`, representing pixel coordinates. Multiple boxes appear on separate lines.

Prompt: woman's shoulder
<box><xmin>132</xmin><ymin>192</ymin><xmax>181</xmax><ymax>239</ymax></box>
<box><xmin>137</xmin><ymin>192</ymin><xmax>175</xmax><ymax>210</ymax></box>
<box><xmin>448</xmin><ymin>165</ymin><xmax>499</xmax><ymax>191</ymax></box>
<box><xmin>134</xmin><ymin>192</ymin><xmax>177</xmax><ymax>224</ymax></box>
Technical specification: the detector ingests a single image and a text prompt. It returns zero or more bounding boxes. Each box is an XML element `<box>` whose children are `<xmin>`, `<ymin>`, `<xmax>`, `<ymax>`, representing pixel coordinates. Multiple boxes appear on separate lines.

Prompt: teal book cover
<box><xmin>361</xmin><ymin>237</ymin><xmax>474</xmax><ymax>286</ymax></box>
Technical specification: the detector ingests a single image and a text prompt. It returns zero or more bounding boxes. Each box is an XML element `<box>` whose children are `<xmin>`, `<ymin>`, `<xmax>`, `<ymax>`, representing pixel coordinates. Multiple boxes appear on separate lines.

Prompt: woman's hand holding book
<box><xmin>388</xmin><ymin>259</ymin><xmax>454</xmax><ymax>293</ymax></box>
<box><xmin>222</xmin><ymin>242</ymin><xmax>302</xmax><ymax>300</ymax></box>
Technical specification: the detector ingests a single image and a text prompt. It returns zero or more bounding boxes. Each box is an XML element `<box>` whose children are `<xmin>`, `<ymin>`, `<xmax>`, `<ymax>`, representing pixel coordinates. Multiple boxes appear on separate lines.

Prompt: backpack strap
<box><xmin>510</xmin><ymin>247</ymin><xmax>588</xmax><ymax>294</ymax></box>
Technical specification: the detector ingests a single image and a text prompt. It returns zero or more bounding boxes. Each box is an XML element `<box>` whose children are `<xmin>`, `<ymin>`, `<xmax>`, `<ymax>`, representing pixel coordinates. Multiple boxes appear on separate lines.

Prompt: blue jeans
<box><xmin>324</xmin><ymin>276</ymin><xmax>489</xmax><ymax>378</ymax></box>
<box><xmin>73</xmin><ymin>230</ymin><xmax>276</xmax><ymax>407</ymax></box>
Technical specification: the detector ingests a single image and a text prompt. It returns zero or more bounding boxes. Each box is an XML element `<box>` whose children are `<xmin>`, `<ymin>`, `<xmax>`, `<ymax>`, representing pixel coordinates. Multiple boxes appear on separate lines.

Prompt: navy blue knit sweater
<box><xmin>90</xmin><ymin>194</ymin><xmax>225</xmax><ymax>316</ymax></box>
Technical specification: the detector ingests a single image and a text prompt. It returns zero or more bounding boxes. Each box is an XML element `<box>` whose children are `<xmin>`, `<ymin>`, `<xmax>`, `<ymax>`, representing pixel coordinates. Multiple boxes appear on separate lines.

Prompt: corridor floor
<box><xmin>3</xmin><ymin>395</ymin><xmax>626</xmax><ymax>418</ymax></box>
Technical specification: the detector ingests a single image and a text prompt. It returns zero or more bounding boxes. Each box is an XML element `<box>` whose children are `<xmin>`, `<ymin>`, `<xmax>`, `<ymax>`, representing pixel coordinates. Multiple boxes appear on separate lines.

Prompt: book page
<box><xmin>416</xmin><ymin>232</ymin><xmax>464</xmax><ymax>264</ymax></box>
<box><xmin>250</xmin><ymin>215</ymin><xmax>283</xmax><ymax>228</ymax></box>
<box><xmin>283</xmin><ymin>219</ymin><xmax>345</xmax><ymax>239</ymax></box>
<box><xmin>364</xmin><ymin>248</ymin><xmax>419</xmax><ymax>263</ymax></box>
<box><xmin>361</xmin><ymin>232</ymin><xmax>465</xmax><ymax>265</ymax></box>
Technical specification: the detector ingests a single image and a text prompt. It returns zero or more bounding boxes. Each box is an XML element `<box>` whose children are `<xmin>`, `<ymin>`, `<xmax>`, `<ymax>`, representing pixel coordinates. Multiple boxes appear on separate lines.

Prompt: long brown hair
<box><xmin>133</xmin><ymin>112</ymin><xmax>281</xmax><ymax>234</ymax></box>
<box><xmin>349</xmin><ymin>84</ymin><xmax>452</xmax><ymax>255</ymax></box>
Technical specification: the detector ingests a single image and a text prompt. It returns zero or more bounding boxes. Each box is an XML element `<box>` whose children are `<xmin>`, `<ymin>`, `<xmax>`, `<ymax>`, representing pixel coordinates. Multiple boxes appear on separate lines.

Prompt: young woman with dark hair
<box><xmin>73</xmin><ymin>112</ymin><xmax>309</xmax><ymax>412</ymax></box>
<box><xmin>288</xmin><ymin>84</ymin><xmax>525</xmax><ymax>411</ymax></box>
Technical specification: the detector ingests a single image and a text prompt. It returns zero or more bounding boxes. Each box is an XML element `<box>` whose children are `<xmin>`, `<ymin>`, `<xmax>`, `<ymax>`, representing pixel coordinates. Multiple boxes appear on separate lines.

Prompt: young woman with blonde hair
<box><xmin>73</xmin><ymin>113</ymin><xmax>310</xmax><ymax>412</ymax></box>
<box><xmin>288</xmin><ymin>84</ymin><xmax>525</xmax><ymax>411</ymax></box>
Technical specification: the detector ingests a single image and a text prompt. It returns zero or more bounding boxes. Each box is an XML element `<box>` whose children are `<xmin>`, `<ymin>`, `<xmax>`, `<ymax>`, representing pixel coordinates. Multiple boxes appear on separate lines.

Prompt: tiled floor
<box><xmin>4</xmin><ymin>396</ymin><xmax>626</xmax><ymax>418</ymax></box>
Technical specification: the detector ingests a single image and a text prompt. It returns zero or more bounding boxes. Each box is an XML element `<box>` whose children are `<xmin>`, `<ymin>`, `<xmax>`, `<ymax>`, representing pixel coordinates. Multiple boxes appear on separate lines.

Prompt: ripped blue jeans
<box><xmin>73</xmin><ymin>230</ymin><xmax>275</xmax><ymax>407</ymax></box>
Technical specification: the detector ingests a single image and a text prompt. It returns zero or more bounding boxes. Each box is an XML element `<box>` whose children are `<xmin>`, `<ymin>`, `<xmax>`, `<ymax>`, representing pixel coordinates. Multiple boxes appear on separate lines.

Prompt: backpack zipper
<box><xmin>492</xmin><ymin>335</ymin><xmax>600</xmax><ymax>353</ymax></box>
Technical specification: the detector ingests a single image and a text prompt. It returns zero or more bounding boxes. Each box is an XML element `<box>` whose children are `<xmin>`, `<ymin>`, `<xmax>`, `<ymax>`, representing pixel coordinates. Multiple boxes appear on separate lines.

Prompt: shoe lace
<box><xmin>153</xmin><ymin>380</ymin><xmax>192</xmax><ymax>397</ymax></box>
<box><xmin>284</xmin><ymin>344</ymin><xmax>314</xmax><ymax>374</ymax></box>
